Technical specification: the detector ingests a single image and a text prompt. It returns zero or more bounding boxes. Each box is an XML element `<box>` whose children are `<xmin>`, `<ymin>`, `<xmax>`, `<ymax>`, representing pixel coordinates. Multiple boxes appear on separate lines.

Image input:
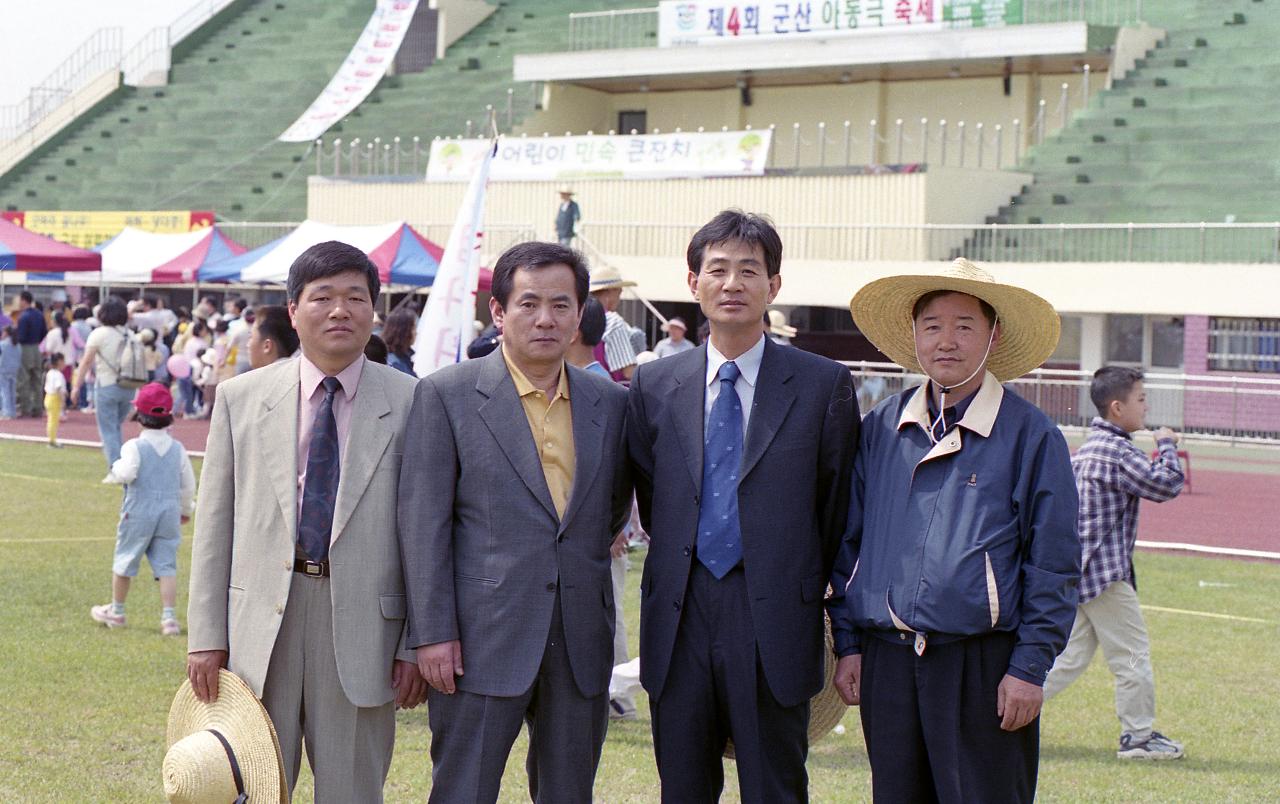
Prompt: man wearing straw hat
<box><xmin>766</xmin><ymin>308</ymin><xmax>797</xmax><ymax>346</ymax></box>
<box><xmin>828</xmin><ymin>258</ymin><xmax>1081</xmax><ymax>803</ymax></box>
<box><xmin>629</xmin><ymin>210</ymin><xmax>858</xmax><ymax>802</ymax></box>
<box><xmin>555</xmin><ymin>187</ymin><xmax>581</xmax><ymax>247</ymax></box>
<box><xmin>589</xmin><ymin>263</ymin><xmax>640</xmax><ymax>382</ymax></box>
<box><xmin>653</xmin><ymin>316</ymin><xmax>695</xmax><ymax>358</ymax></box>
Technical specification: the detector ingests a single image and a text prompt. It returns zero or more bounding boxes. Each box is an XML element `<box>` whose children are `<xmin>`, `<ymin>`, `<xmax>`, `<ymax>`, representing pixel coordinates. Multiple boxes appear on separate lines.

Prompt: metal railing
<box><xmin>1</xmin><ymin>0</ymin><xmax>238</xmax><ymax>148</ymax></box>
<box><xmin>567</xmin><ymin>1</ymin><xmax>1144</xmax><ymax>51</ymax></box>
<box><xmin>121</xmin><ymin>27</ymin><xmax>173</xmax><ymax>86</ymax></box>
<box><xmin>333</xmin><ymin>69</ymin><xmax>1095</xmax><ymax>178</ymax></box>
<box><xmin>575</xmin><ymin>221</ymin><xmax>1280</xmax><ymax>265</ymax></box>
<box><xmin>845</xmin><ymin>362</ymin><xmax>1280</xmax><ymax>444</ymax></box>
<box><xmin>307</xmin><ymin>86</ymin><xmax>545</xmax><ymax>178</ymax></box>
<box><xmin>0</xmin><ymin>29</ymin><xmax>123</xmax><ymax>140</ymax></box>
<box><xmin>170</xmin><ymin>0</ymin><xmax>239</xmax><ymax>43</ymax></box>
<box><xmin>569</xmin><ymin>7</ymin><xmax>658</xmax><ymax>51</ymax></box>
<box><xmin>1023</xmin><ymin>0</ymin><xmax>1144</xmax><ymax>26</ymax></box>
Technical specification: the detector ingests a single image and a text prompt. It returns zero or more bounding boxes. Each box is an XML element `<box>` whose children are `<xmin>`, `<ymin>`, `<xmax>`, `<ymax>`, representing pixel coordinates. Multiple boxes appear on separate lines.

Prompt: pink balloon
<box><xmin>167</xmin><ymin>354</ymin><xmax>191</xmax><ymax>379</ymax></box>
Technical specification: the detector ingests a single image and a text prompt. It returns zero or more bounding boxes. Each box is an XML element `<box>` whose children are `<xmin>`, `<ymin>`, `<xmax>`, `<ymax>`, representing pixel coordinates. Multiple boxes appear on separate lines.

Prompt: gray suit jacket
<box><xmin>398</xmin><ymin>348</ymin><xmax>631</xmax><ymax>698</ymax></box>
<box><xmin>187</xmin><ymin>358</ymin><xmax>418</xmax><ymax>706</ymax></box>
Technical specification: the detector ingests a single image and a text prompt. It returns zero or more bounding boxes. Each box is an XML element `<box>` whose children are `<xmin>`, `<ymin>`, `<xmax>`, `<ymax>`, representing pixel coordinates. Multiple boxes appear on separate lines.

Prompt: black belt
<box><xmin>294</xmin><ymin>558</ymin><xmax>330</xmax><ymax>578</ymax></box>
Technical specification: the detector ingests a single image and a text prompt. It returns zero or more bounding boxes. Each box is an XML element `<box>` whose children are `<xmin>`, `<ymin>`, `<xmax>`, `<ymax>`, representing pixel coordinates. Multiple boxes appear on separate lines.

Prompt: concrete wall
<box><xmin>308</xmin><ymin>168</ymin><xmax>1030</xmax><ymax>257</ymax></box>
<box><xmin>517</xmin><ymin>71</ymin><xmax>1104</xmax><ymax>169</ymax></box>
<box><xmin>432</xmin><ymin>0</ymin><xmax>496</xmax><ymax>59</ymax></box>
<box><xmin>1182</xmin><ymin>314</ymin><xmax>1280</xmax><ymax>434</ymax></box>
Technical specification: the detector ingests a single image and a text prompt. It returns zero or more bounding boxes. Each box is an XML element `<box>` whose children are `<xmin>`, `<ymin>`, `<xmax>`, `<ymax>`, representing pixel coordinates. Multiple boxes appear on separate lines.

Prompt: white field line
<box><xmin>1136</xmin><ymin>539</ymin><xmax>1280</xmax><ymax>562</ymax></box>
<box><xmin>0</xmin><ymin>471</ymin><xmax>64</xmax><ymax>483</ymax></box>
<box><xmin>0</xmin><ymin>536</ymin><xmax>115</xmax><ymax>544</ymax></box>
<box><xmin>1140</xmin><ymin>605</ymin><xmax>1272</xmax><ymax>624</ymax></box>
<box><xmin>0</xmin><ymin>432</ymin><xmax>204</xmax><ymax>458</ymax></box>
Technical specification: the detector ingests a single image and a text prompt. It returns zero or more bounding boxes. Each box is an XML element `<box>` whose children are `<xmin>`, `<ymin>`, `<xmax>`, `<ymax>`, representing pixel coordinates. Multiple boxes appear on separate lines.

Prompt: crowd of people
<box><xmin>5</xmin><ymin>210</ymin><xmax>1186</xmax><ymax>803</ymax></box>
<box><xmin>1</xmin><ymin>291</ymin><xmax>271</xmax><ymax>461</ymax></box>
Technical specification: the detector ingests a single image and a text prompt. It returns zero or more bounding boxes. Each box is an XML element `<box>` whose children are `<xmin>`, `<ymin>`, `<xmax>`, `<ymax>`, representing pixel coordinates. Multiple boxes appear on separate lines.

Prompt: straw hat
<box><xmin>557</xmin><ymin>186</ymin><xmax>575</xmax><ymax>195</ymax></box>
<box><xmin>661</xmin><ymin>316</ymin><xmax>687</xmax><ymax>333</ymax></box>
<box><xmin>767</xmin><ymin>309</ymin><xmax>797</xmax><ymax>338</ymax></box>
<box><xmin>726</xmin><ymin>615</ymin><xmax>846</xmax><ymax>759</ymax></box>
<box><xmin>848</xmin><ymin>258</ymin><xmax>1060</xmax><ymax>382</ymax></box>
<box><xmin>163</xmin><ymin>669</ymin><xmax>287</xmax><ymax>803</ymax></box>
<box><xmin>589</xmin><ymin>264</ymin><xmax>636</xmax><ymax>291</ymax></box>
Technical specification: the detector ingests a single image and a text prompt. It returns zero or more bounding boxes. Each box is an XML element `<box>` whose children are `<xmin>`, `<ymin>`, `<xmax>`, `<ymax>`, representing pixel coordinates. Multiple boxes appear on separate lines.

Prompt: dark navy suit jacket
<box><xmin>627</xmin><ymin>339</ymin><xmax>859</xmax><ymax>707</ymax></box>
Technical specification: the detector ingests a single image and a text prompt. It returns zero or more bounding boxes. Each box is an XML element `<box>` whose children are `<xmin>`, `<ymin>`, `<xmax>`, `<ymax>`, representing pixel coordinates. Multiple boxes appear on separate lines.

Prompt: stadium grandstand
<box><xmin>1</xmin><ymin>0</ymin><xmax>1277</xmax><ymax>441</ymax></box>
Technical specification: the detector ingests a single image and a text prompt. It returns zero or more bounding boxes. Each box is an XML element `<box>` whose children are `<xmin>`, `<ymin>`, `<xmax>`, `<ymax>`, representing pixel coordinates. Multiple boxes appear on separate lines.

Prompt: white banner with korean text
<box><xmin>413</xmin><ymin>140</ymin><xmax>495</xmax><ymax>376</ymax></box>
<box><xmin>657</xmin><ymin>1</ymin><xmax>1021</xmax><ymax>47</ymax></box>
<box><xmin>278</xmin><ymin>0</ymin><xmax>420</xmax><ymax>143</ymax></box>
<box><xmin>426</xmin><ymin>130</ymin><xmax>773</xmax><ymax>182</ymax></box>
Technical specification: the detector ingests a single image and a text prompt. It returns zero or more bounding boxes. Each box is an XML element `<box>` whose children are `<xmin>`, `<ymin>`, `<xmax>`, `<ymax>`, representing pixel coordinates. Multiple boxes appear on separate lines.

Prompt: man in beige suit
<box><xmin>187</xmin><ymin>241</ymin><xmax>425</xmax><ymax>802</ymax></box>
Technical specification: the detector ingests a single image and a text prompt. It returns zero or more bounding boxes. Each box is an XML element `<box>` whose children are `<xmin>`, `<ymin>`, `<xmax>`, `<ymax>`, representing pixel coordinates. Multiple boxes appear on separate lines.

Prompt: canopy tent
<box><xmin>199</xmin><ymin>220</ymin><xmax>474</xmax><ymax>288</ymax></box>
<box><xmin>3</xmin><ymin>225</ymin><xmax>244</xmax><ymax>283</ymax></box>
<box><xmin>0</xmin><ymin>217</ymin><xmax>102</xmax><ymax>272</ymax></box>
<box><xmin>95</xmin><ymin>226</ymin><xmax>247</xmax><ymax>283</ymax></box>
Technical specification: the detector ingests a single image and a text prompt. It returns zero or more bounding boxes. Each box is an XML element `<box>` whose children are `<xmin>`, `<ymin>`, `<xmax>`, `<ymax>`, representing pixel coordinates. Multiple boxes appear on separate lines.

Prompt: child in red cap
<box><xmin>91</xmin><ymin>382</ymin><xmax>196</xmax><ymax>635</ymax></box>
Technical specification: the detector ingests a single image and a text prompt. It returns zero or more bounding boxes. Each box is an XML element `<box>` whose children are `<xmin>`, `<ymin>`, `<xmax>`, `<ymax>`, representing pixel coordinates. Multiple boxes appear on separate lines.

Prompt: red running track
<box><xmin>2</xmin><ymin>409</ymin><xmax>213</xmax><ymax>456</ymax></box>
<box><xmin>1137</xmin><ymin>465</ymin><xmax>1280</xmax><ymax>556</ymax></box>
<box><xmin>3</xmin><ymin>411</ymin><xmax>1277</xmax><ymax>557</ymax></box>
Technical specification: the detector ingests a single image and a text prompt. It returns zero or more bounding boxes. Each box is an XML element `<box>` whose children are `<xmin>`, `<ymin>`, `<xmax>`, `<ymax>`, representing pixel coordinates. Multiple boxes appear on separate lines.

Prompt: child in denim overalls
<box><xmin>90</xmin><ymin>382</ymin><xmax>196</xmax><ymax>635</ymax></box>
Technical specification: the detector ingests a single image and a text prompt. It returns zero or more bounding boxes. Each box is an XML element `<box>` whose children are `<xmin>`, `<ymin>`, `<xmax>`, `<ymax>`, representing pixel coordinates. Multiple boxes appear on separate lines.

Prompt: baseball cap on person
<box><xmin>134</xmin><ymin>382</ymin><xmax>175</xmax><ymax>416</ymax></box>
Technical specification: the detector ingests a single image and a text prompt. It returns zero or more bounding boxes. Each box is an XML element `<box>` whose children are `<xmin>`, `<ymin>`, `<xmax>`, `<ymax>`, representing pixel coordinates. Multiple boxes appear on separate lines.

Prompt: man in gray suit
<box><xmin>187</xmin><ymin>241</ymin><xmax>426</xmax><ymax>802</ymax></box>
<box><xmin>399</xmin><ymin>241</ymin><xmax>631</xmax><ymax>803</ymax></box>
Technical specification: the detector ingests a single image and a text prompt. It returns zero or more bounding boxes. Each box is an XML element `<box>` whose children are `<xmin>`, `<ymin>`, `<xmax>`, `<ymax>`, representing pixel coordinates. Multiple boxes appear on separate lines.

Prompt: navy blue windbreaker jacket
<box><xmin>828</xmin><ymin>373</ymin><xmax>1081</xmax><ymax>685</ymax></box>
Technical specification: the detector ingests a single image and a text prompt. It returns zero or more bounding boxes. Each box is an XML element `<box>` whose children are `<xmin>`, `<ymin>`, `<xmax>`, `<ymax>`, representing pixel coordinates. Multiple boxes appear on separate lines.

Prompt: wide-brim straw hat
<box><xmin>557</xmin><ymin>186</ymin><xmax>575</xmax><ymax>195</ymax></box>
<box><xmin>589</xmin><ymin>264</ymin><xmax>636</xmax><ymax>290</ymax></box>
<box><xmin>726</xmin><ymin>615</ymin><xmax>845</xmax><ymax>759</ymax></box>
<box><xmin>768</xmin><ymin>309</ymin><xmax>797</xmax><ymax>338</ymax></box>
<box><xmin>848</xmin><ymin>258</ymin><xmax>1060</xmax><ymax>382</ymax></box>
<box><xmin>164</xmin><ymin>669</ymin><xmax>287</xmax><ymax>803</ymax></box>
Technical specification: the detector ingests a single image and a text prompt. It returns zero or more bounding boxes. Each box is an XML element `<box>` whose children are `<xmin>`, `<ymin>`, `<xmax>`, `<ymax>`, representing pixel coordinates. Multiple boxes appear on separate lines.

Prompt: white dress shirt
<box><xmin>704</xmin><ymin>334</ymin><xmax>766</xmax><ymax>435</ymax></box>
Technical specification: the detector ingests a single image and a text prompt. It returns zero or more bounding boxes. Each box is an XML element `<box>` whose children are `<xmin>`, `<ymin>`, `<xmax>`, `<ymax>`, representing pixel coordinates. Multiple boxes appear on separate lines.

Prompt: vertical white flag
<box><xmin>412</xmin><ymin>140</ymin><xmax>496</xmax><ymax>377</ymax></box>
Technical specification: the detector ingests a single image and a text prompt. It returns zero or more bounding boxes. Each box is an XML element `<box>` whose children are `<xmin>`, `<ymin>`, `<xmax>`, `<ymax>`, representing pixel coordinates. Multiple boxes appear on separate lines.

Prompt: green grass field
<box><xmin>2</xmin><ymin>439</ymin><xmax>1278</xmax><ymax>802</ymax></box>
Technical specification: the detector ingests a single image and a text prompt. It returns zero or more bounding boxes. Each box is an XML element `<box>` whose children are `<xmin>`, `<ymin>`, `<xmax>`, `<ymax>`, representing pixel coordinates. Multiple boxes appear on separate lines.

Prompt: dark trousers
<box><xmin>17</xmin><ymin>344</ymin><xmax>43</xmax><ymax>416</ymax></box>
<box><xmin>860</xmin><ymin>630</ymin><xmax>1039</xmax><ymax>804</ymax></box>
<box><xmin>651</xmin><ymin>564</ymin><xmax>810</xmax><ymax>804</ymax></box>
<box><xmin>425</xmin><ymin>594</ymin><xmax>608</xmax><ymax>804</ymax></box>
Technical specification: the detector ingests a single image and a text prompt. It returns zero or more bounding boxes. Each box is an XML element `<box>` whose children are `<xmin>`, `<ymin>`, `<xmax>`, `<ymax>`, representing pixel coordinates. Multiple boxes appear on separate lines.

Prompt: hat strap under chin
<box><xmin>206</xmin><ymin>729</ymin><xmax>248</xmax><ymax>804</ymax></box>
<box><xmin>912</xmin><ymin>314</ymin><xmax>999</xmax><ymax>445</ymax></box>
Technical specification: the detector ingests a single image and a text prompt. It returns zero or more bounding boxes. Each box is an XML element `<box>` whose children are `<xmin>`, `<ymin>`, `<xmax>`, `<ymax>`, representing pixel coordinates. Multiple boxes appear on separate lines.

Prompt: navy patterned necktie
<box><xmin>697</xmin><ymin>361</ymin><xmax>743</xmax><ymax>579</ymax></box>
<box><xmin>298</xmin><ymin>376</ymin><xmax>341</xmax><ymax>562</ymax></box>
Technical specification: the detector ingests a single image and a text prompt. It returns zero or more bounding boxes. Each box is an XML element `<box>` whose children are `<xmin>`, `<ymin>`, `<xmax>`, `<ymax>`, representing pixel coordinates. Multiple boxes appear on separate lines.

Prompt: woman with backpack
<box><xmin>71</xmin><ymin>297</ymin><xmax>143</xmax><ymax>473</ymax></box>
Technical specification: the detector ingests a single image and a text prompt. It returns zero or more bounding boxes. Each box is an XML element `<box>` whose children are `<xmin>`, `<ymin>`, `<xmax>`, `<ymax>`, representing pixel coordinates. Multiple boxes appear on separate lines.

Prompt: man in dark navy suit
<box><xmin>627</xmin><ymin>210</ymin><xmax>859</xmax><ymax>803</ymax></box>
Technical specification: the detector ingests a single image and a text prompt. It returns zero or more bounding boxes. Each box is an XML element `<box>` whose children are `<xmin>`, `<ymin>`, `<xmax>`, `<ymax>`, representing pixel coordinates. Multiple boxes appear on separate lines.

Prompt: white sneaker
<box><xmin>90</xmin><ymin>604</ymin><xmax>126</xmax><ymax>629</ymax></box>
<box><xmin>1118</xmin><ymin>731</ymin><xmax>1184</xmax><ymax>760</ymax></box>
<box><xmin>161</xmin><ymin>618</ymin><xmax>182</xmax><ymax>636</ymax></box>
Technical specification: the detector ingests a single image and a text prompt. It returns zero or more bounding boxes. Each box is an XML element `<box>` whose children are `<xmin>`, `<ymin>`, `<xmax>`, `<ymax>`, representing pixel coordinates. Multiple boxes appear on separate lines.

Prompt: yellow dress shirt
<box><xmin>502</xmin><ymin>347</ymin><xmax>575</xmax><ymax>519</ymax></box>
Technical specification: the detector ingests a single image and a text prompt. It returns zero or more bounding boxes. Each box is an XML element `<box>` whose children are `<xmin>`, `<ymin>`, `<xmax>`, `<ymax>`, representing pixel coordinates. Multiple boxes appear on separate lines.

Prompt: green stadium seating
<box><xmin>0</xmin><ymin>0</ymin><xmax>643</xmax><ymax>221</ymax></box>
<box><xmin>1002</xmin><ymin>0</ymin><xmax>1280</xmax><ymax>229</ymax></box>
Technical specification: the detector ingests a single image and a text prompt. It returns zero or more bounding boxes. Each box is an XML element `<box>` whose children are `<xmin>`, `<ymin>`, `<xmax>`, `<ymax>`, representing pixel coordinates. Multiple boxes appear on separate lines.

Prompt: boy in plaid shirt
<box><xmin>1043</xmin><ymin>366</ymin><xmax>1185</xmax><ymax>760</ymax></box>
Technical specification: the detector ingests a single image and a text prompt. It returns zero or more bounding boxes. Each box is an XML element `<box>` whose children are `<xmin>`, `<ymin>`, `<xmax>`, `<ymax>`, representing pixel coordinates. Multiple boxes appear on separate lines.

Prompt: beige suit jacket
<box><xmin>188</xmin><ymin>357</ymin><xmax>418</xmax><ymax>707</ymax></box>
